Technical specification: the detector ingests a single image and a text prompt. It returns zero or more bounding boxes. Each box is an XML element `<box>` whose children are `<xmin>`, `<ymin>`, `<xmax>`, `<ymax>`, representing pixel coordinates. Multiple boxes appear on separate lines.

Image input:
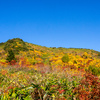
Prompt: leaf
<box><xmin>12</xmin><ymin>92</ymin><xmax>17</xmax><ymax>98</ymax></box>
<box><xmin>24</xmin><ymin>95</ymin><xmax>31</xmax><ymax>100</ymax></box>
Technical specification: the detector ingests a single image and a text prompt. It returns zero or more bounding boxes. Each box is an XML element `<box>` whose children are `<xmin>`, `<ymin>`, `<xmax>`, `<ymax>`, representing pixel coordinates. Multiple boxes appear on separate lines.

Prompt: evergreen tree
<box><xmin>6</xmin><ymin>49</ymin><xmax>16</xmax><ymax>62</ymax></box>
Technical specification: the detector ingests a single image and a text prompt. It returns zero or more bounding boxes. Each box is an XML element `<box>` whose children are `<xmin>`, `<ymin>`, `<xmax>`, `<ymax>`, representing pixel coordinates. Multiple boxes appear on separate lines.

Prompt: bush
<box><xmin>88</xmin><ymin>65</ymin><xmax>100</xmax><ymax>76</ymax></box>
<box><xmin>74</xmin><ymin>73</ymin><xmax>100</xmax><ymax>100</ymax></box>
<box><xmin>6</xmin><ymin>50</ymin><xmax>16</xmax><ymax>62</ymax></box>
<box><xmin>62</xmin><ymin>54</ymin><xmax>70</xmax><ymax>63</ymax></box>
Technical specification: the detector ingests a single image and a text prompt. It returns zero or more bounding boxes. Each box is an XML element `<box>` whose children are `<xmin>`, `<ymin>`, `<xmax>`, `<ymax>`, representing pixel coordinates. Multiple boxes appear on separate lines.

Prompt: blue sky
<box><xmin>0</xmin><ymin>0</ymin><xmax>100</xmax><ymax>51</ymax></box>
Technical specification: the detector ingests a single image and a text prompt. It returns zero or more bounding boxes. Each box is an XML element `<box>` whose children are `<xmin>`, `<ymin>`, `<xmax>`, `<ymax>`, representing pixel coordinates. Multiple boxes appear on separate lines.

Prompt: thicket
<box><xmin>88</xmin><ymin>65</ymin><xmax>100</xmax><ymax>76</ymax></box>
<box><xmin>6</xmin><ymin>49</ymin><xmax>16</xmax><ymax>62</ymax></box>
<box><xmin>4</xmin><ymin>38</ymin><xmax>28</xmax><ymax>54</ymax></box>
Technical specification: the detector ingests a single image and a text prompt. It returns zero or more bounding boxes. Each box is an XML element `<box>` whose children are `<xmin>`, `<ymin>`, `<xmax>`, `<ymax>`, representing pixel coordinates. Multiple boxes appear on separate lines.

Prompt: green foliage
<box><xmin>0</xmin><ymin>73</ymin><xmax>5</xmax><ymax>83</ymax></box>
<box><xmin>41</xmin><ymin>54</ymin><xmax>49</xmax><ymax>59</ymax></box>
<box><xmin>1</xmin><ymin>38</ymin><xmax>100</xmax><ymax>100</ymax></box>
<box><xmin>88</xmin><ymin>65</ymin><xmax>100</xmax><ymax>76</ymax></box>
<box><xmin>62</xmin><ymin>54</ymin><xmax>70</xmax><ymax>63</ymax></box>
<box><xmin>6</xmin><ymin>50</ymin><xmax>16</xmax><ymax>62</ymax></box>
<box><xmin>4</xmin><ymin>38</ymin><xmax>28</xmax><ymax>54</ymax></box>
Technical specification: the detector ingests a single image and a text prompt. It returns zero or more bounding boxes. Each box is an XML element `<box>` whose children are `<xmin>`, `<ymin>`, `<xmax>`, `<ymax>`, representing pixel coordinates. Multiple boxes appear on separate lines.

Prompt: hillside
<box><xmin>0</xmin><ymin>38</ymin><xmax>100</xmax><ymax>100</ymax></box>
<box><xmin>0</xmin><ymin>38</ymin><xmax>100</xmax><ymax>66</ymax></box>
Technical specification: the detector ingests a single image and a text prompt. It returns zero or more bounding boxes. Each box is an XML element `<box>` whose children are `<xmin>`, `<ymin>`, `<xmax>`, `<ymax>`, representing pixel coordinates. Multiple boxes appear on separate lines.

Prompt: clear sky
<box><xmin>0</xmin><ymin>0</ymin><xmax>100</xmax><ymax>51</ymax></box>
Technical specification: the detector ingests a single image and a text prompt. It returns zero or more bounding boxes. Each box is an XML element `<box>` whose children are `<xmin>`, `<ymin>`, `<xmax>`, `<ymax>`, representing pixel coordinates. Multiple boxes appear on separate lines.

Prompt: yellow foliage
<box><xmin>0</xmin><ymin>59</ymin><xmax>6</xmax><ymax>63</ymax></box>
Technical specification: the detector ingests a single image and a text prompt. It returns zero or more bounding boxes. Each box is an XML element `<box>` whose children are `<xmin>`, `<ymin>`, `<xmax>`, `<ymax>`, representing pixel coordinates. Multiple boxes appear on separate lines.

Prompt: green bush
<box><xmin>6</xmin><ymin>50</ymin><xmax>16</xmax><ymax>62</ymax></box>
<box><xmin>62</xmin><ymin>54</ymin><xmax>70</xmax><ymax>63</ymax></box>
<box><xmin>88</xmin><ymin>65</ymin><xmax>100</xmax><ymax>76</ymax></box>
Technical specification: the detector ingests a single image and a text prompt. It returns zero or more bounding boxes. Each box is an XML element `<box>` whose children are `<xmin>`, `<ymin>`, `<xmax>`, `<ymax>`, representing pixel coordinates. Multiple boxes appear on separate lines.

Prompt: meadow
<box><xmin>0</xmin><ymin>38</ymin><xmax>100</xmax><ymax>100</ymax></box>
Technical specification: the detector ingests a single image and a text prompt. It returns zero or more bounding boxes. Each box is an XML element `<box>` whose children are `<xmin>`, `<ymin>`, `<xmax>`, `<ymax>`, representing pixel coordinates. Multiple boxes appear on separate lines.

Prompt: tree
<box><xmin>6</xmin><ymin>49</ymin><xmax>16</xmax><ymax>62</ymax></box>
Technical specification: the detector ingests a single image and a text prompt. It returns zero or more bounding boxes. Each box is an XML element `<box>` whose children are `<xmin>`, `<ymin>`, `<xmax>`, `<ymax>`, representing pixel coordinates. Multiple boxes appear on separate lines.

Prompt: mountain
<box><xmin>0</xmin><ymin>37</ymin><xmax>99</xmax><ymax>67</ymax></box>
<box><xmin>0</xmin><ymin>37</ymin><xmax>99</xmax><ymax>70</ymax></box>
<box><xmin>0</xmin><ymin>38</ymin><xmax>100</xmax><ymax>57</ymax></box>
<box><xmin>0</xmin><ymin>38</ymin><xmax>100</xmax><ymax>100</ymax></box>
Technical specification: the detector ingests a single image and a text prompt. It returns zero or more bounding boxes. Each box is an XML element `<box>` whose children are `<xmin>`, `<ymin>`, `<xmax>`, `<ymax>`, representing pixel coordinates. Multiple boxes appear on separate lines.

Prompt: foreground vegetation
<box><xmin>0</xmin><ymin>38</ymin><xmax>100</xmax><ymax>100</ymax></box>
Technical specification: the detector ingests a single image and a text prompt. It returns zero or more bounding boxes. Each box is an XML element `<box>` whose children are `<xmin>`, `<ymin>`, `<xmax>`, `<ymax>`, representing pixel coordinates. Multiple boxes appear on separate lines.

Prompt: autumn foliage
<box><xmin>0</xmin><ymin>38</ymin><xmax>100</xmax><ymax>100</ymax></box>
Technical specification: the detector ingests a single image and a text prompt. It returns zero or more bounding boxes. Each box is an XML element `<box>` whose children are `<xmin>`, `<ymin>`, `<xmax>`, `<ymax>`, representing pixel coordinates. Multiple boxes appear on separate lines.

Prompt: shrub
<box><xmin>62</xmin><ymin>54</ymin><xmax>69</xmax><ymax>63</ymax></box>
<box><xmin>88</xmin><ymin>65</ymin><xmax>100</xmax><ymax>76</ymax></box>
<box><xmin>74</xmin><ymin>73</ymin><xmax>100</xmax><ymax>100</ymax></box>
<box><xmin>6</xmin><ymin>50</ymin><xmax>16</xmax><ymax>63</ymax></box>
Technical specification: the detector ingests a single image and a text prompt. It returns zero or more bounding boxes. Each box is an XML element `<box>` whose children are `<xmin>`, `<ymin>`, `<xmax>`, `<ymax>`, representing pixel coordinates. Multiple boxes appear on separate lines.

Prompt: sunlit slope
<box><xmin>0</xmin><ymin>38</ymin><xmax>99</xmax><ymax>56</ymax></box>
<box><xmin>0</xmin><ymin>38</ymin><xmax>100</xmax><ymax>71</ymax></box>
<box><xmin>0</xmin><ymin>38</ymin><xmax>100</xmax><ymax>100</ymax></box>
